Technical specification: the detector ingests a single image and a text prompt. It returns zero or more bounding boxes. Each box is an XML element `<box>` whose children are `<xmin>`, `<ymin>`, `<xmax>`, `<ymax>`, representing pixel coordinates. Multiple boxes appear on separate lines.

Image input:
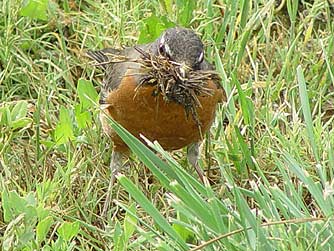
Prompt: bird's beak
<box><xmin>179</xmin><ymin>62</ymin><xmax>190</xmax><ymax>79</ymax></box>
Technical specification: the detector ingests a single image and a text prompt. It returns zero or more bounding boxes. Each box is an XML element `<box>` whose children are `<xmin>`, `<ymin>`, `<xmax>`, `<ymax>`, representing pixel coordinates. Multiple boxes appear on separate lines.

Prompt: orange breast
<box><xmin>101</xmin><ymin>70</ymin><xmax>224</xmax><ymax>152</ymax></box>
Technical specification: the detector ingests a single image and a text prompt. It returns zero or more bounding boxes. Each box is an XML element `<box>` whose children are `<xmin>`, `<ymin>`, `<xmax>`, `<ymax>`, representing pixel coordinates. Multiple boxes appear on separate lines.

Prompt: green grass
<box><xmin>1</xmin><ymin>0</ymin><xmax>334</xmax><ymax>250</ymax></box>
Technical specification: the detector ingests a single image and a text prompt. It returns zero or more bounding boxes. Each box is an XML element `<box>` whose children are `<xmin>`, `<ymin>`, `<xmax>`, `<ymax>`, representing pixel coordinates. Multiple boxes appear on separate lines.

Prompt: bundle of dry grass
<box><xmin>133</xmin><ymin>47</ymin><xmax>221</xmax><ymax>127</ymax></box>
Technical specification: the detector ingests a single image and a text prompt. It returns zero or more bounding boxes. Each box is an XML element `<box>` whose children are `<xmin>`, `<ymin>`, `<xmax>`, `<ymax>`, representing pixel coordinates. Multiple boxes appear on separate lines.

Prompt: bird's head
<box><xmin>157</xmin><ymin>28</ymin><xmax>204</xmax><ymax>77</ymax></box>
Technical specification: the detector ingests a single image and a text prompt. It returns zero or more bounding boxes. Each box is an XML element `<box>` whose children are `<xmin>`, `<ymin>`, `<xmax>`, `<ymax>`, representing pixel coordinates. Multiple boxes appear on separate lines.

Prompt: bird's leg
<box><xmin>110</xmin><ymin>151</ymin><xmax>124</xmax><ymax>184</ymax></box>
<box><xmin>187</xmin><ymin>142</ymin><xmax>205</xmax><ymax>183</ymax></box>
<box><xmin>102</xmin><ymin>150</ymin><xmax>124</xmax><ymax>217</ymax></box>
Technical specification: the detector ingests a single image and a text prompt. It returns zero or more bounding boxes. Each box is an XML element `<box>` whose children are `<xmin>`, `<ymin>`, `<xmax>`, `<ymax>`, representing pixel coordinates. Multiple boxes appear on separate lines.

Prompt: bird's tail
<box><xmin>86</xmin><ymin>48</ymin><xmax>122</xmax><ymax>69</ymax></box>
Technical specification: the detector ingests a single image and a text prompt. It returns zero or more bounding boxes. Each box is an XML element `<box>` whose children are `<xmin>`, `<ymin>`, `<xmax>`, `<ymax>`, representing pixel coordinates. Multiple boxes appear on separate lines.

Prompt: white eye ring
<box><xmin>198</xmin><ymin>52</ymin><xmax>204</xmax><ymax>63</ymax></box>
<box><xmin>164</xmin><ymin>43</ymin><xmax>172</xmax><ymax>56</ymax></box>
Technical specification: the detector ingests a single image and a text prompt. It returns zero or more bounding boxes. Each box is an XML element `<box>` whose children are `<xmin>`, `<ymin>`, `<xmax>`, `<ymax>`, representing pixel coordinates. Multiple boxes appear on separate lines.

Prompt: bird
<box><xmin>87</xmin><ymin>27</ymin><xmax>225</xmax><ymax>214</ymax></box>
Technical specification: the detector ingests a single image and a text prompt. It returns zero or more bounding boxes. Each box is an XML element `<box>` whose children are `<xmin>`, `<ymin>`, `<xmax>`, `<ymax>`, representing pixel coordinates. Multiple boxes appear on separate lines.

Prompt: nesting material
<box><xmin>134</xmin><ymin>47</ymin><xmax>221</xmax><ymax>127</ymax></box>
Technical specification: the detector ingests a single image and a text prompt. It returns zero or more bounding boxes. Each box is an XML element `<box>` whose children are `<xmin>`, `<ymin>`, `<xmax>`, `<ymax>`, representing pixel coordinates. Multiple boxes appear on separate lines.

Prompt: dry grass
<box><xmin>1</xmin><ymin>0</ymin><xmax>334</xmax><ymax>250</ymax></box>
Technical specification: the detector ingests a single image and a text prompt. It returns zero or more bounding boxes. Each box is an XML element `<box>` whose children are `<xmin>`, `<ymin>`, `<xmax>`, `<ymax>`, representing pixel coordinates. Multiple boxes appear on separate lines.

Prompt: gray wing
<box><xmin>199</xmin><ymin>59</ymin><xmax>224</xmax><ymax>95</ymax></box>
<box><xmin>87</xmin><ymin>43</ymin><xmax>156</xmax><ymax>104</ymax></box>
<box><xmin>199</xmin><ymin>59</ymin><xmax>215</xmax><ymax>71</ymax></box>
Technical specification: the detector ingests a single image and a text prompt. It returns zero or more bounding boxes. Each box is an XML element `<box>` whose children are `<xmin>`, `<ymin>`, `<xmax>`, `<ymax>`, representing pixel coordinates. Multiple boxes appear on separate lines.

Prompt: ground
<box><xmin>1</xmin><ymin>0</ymin><xmax>334</xmax><ymax>250</ymax></box>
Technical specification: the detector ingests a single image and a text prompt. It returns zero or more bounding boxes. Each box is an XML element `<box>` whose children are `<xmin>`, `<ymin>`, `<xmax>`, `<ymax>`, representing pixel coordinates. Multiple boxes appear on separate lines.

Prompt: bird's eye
<box><xmin>159</xmin><ymin>43</ymin><xmax>165</xmax><ymax>54</ymax></box>
<box><xmin>159</xmin><ymin>43</ymin><xmax>172</xmax><ymax>60</ymax></box>
<box><xmin>198</xmin><ymin>51</ymin><xmax>204</xmax><ymax>63</ymax></box>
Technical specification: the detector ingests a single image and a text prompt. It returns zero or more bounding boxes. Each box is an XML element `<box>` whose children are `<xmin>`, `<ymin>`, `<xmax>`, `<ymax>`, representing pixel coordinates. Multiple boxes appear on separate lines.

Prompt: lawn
<box><xmin>1</xmin><ymin>0</ymin><xmax>334</xmax><ymax>250</ymax></box>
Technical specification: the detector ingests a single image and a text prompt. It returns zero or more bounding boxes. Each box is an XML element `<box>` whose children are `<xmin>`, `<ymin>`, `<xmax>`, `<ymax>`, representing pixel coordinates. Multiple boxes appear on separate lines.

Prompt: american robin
<box><xmin>87</xmin><ymin>27</ymin><xmax>224</xmax><ymax>213</ymax></box>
